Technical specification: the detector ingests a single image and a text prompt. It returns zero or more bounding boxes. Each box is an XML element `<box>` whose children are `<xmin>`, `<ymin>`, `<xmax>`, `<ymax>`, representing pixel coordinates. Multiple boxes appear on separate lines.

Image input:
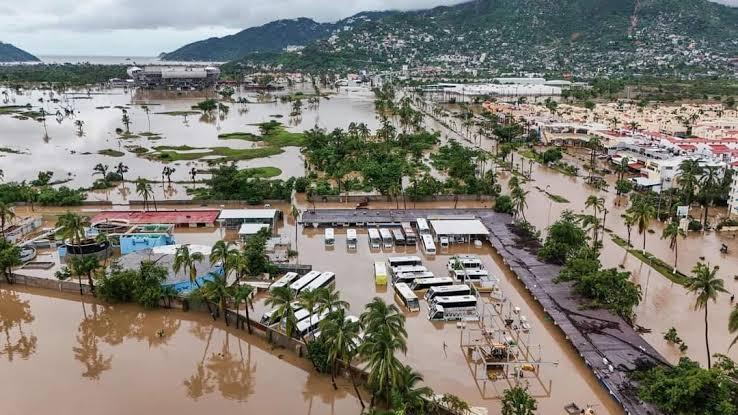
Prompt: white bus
<box><xmin>421</xmin><ymin>234</ymin><xmax>436</xmax><ymax>255</ymax></box>
<box><xmin>394</xmin><ymin>282</ymin><xmax>420</xmax><ymax>312</ymax></box>
<box><xmin>410</xmin><ymin>276</ymin><xmax>454</xmax><ymax>291</ymax></box>
<box><xmin>379</xmin><ymin>228</ymin><xmax>394</xmax><ymax>248</ymax></box>
<box><xmin>324</xmin><ymin>228</ymin><xmax>335</xmax><ymax>245</ymax></box>
<box><xmin>303</xmin><ymin>272</ymin><xmax>336</xmax><ymax>293</ymax></box>
<box><xmin>427</xmin><ymin>295</ymin><xmax>479</xmax><ymax>321</ymax></box>
<box><xmin>388</xmin><ymin>256</ymin><xmax>423</xmax><ymax>268</ymax></box>
<box><xmin>346</xmin><ymin>229</ymin><xmax>357</xmax><ymax>249</ymax></box>
<box><xmin>296</xmin><ymin>309</ymin><xmax>331</xmax><ymax>338</ymax></box>
<box><xmin>392</xmin><ymin>229</ymin><xmax>405</xmax><ymax>245</ymax></box>
<box><xmin>425</xmin><ymin>284</ymin><xmax>472</xmax><ymax>301</ymax></box>
<box><xmin>289</xmin><ymin>270</ymin><xmax>322</xmax><ymax>293</ymax></box>
<box><xmin>447</xmin><ymin>255</ymin><xmax>484</xmax><ymax>271</ymax></box>
<box><xmin>394</xmin><ymin>271</ymin><xmax>435</xmax><ymax>285</ymax></box>
<box><xmin>270</xmin><ymin>272</ymin><xmax>300</xmax><ymax>291</ymax></box>
<box><xmin>416</xmin><ymin>218</ymin><xmax>431</xmax><ymax>235</ymax></box>
<box><xmin>368</xmin><ymin>228</ymin><xmax>381</xmax><ymax>249</ymax></box>
<box><xmin>401</xmin><ymin>222</ymin><xmax>417</xmax><ymax>245</ymax></box>
<box><xmin>260</xmin><ymin>302</ymin><xmax>301</xmax><ymax>324</ymax></box>
<box><xmin>451</xmin><ymin>269</ymin><xmax>490</xmax><ymax>281</ymax></box>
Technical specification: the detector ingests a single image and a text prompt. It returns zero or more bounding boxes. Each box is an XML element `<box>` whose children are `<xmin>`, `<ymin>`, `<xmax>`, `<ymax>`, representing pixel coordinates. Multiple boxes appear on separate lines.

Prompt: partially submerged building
<box><xmin>127</xmin><ymin>65</ymin><xmax>220</xmax><ymax>89</ymax></box>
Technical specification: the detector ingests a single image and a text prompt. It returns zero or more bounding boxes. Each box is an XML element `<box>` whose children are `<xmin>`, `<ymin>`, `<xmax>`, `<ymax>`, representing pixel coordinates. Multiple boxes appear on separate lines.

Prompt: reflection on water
<box><xmin>0</xmin><ymin>290</ymin><xmax>37</xmax><ymax>362</ymax></box>
<box><xmin>0</xmin><ymin>287</ymin><xmax>361</xmax><ymax>415</ymax></box>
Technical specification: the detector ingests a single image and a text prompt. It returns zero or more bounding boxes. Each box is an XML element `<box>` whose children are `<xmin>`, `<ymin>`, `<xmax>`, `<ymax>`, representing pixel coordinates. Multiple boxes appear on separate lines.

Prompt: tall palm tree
<box><xmin>394</xmin><ymin>365</ymin><xmax>433</xmax><ymax>414</ymax></box>
<box><xmin>729</xmin><ymin>307</ymin><xmax>738</xmax><ymax>350</ymax></box>
<box><xmin>141</xmin><ymin>105</ymin><xmax>151</xmax><ymax>132</ymax></box>
<box><xmin>622</xmin><ymin>212</ymin><xmax>636</xmax><ymax>246</ymax></box>
<box><xmin>586</xmin><ymin>136</ymin><xmax>602</xmax><ymax>179</ymax></box>
<box><xmin>510</xmin><ymin>186</ymin><xmax>529</xmax><ymax>221</ymax></box>
<box><xmin>290</xmin><ymin>205</ymin><xmax>300</xmax><ymax>263</ymax></box>
<box><xmin>0</xmin><ymin>202</ymin><xmax>16</xmax><ymax>238</ymax></box>
<box><xmin>210</xmin><ymin>240</ymin><xmax>238</xmax><ymax>282</ymax></box>
<box><xmin>699</xmin><ymin>165</ymin><xmax>720</xmax><ymax>228</ymax></box>
<box><xmin>360</xmin><ymin>329</ymin><xmax>405</xmax><ymax>407</ymax></box>
<box><xmin>92</xmin><ymin>163</ymin><xmax>109</xmax><ymax>179</ymax></box>
<box><xmin>628</xmin><ymin>201</ymin><xmax>655</xmax><ymax>253</ymax></box>
<box><xmin>685</xmin><ymin>262</ymin><xmax>726</xmax><ymax>369</ymax></box>
<box><xmin>114</xmin><ymin>162</ymin><xmax>129</xmax><ymax>183</ymax></box>
<box><xmin>661</xmin><ymin>221</ymin><xmax>686</xmax><ymax>270</ymax></box>
<box><xmin>135</xmin><ymin>178</ymin><xmax>155</xmax><ymax>211</ymax></box>
<box><xmin>56</xmin><ymin>212</ymin><xmax>90</xmax><ymax>245</ymax></box>
<box><xmin>67</xmin><ymin>255</ymin><xmax>100</xmax><ymax>295</ymax></box>
<box><xmin>319</xmin><ymin>309</ymin><xmax>361</xmax><ymax>391</ymax></box>
<box><xmin>677</xmin><ymin>159</ymin><xmax>703</xmax><ymax>206</ymax></box>
<box><xmin>233</xmin><ymin>285</ymin><xmax>254</xmax><ymax>333</ymax></box>
<box><xmin>298</xmin><ymin>289</ymin><xmax>322</xmax><ymax>339</ymax></box>
<box><xmin>316</xmin><ymin>287</ymin><xmax>349</xmax><ymax>315</ymax></box>
<box><xmin>360</xmin><ymin>297</ymin><xmax>408</xmax><ymax>347</ymax></box>
<box><xmin>585</xmin><ymin>195</ymin><xmax>605</xmax><ymax>244</ymax></box>
<box><xmin>201</xmin><ymin>273</ymin><xmax>231</xmax><ymax>324</ymax></box>
<box><xmin>265</xmin><ymin>287</ymin><xmax>298</xmax><ymax>337</ymax></box>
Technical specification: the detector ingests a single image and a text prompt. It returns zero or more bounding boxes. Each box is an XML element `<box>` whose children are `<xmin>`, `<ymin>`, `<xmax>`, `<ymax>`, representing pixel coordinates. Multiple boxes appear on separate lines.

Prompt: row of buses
<box><xmin>324</xmin><ymin>218</ymin><xmax>438</xmax><ymax>254</ymax></box>
<box><xmin>270</xmin><ymin>270</ymin><xmax>336</xmax><ymax>294</ymax></box>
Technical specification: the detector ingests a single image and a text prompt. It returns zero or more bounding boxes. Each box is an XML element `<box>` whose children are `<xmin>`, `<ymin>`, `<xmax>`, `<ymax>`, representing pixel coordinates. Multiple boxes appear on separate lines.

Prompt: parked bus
<box><xmin>388</xmin><ymin>256</ymin><xmax>423</xmax><ymax>268</ymax></box>
<box><xmin>392</xmin><ymin>229</ymin><xmax>405</xmax><ymax>245</ymax></box>
<box><xmin>447</xmin><ymin>255</ymin><xmax>484</xmax><ymax>271</ymax></box>
<box><xmin>289</xmin><ymin>270</ymin><xmax>322</xmax><ymax>293</ymax></box>
<box><xmin>394</xmin><ymin>271</ymin><xmax>435</xmax><ymax>285</ymax></box>
<box><xmin>425</xmin><ymin>284</ymin><xmax>472</xmax><ymax>301</ymax></box>
<box><xmin>394</xmin><ymin>282</ymin><xmax>420</xmax><ymax>312</ymax></box>
<box><xmin>451</xmin><ymin>268</ymin><xmax>490</xmax><ymax>281</ymax></box>
<box><xmin>379</xmin><ymin>228</ymin><xmax>394</xmax><ymax>248</ymax></box>
<box><xmin>260</xmin><ymin>302</ymin><xmax>301</xmax><ymax>324</ymax></box>
<box><xmin>428</xmin><ymin>295</ymin><xmax>479</xmax><ymax>321</ymax></box>
<box><xmin>390</xmin><ymin>264</ymin><xmax>427</xmax><ymax>279</ymax></box>
<box><xmin>324</xmin><ymin>228</ymin><xmax>335</xmax><ymax>245</ymax></box>
<box><xmin>416</xmin><ymin>218</ymin><xmax>431</xmax><ymax>235</ymax></box>
<box><xmin>374</xmin><ymin>261</ymin><xmax>388</xmax><ymax>285</ymax></box>
<box><xmin>296</xmin><ymin>309</ymin><xmax>331</xmax><ymax>338</ymax></box>
<box><xmin>410</xmin><ymin>276</ymin><xmax>454</xmax><ymax>291</ymax></box>
<box><xmin>346</xmin><ymin>229</ymin><xmax>357</xmax><ymax>250</ymax></box>
<box><xmin>401</xmin><ymin>222</ymin><xmax>417</xmax><ymax>245</ymax></box>
<box><xmin>270</xmin><ymin>272</ymin><xmax>300</xmax><ymax>291</ymax></box>
<box><xmin>421</xmin><ymin>234</ymin><xmax>436</xmax><ymax>255</ymax></box>
<box><xmin>368</xmin><ymin>228</ymin><xmax>381</xmax><ymax>249</ymax></box>
<box><xmin>303</xmin><ymin>272</ymin><xmax>336</xmax><ymax>293</ymax></box>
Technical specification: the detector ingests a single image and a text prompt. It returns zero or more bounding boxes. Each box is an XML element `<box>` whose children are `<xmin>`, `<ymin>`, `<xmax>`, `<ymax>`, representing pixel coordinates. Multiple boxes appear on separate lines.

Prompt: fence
<box><xmin>6</xmin><ymin>272</ymin><xmax>92</xmax><ymax>295</ymax></box>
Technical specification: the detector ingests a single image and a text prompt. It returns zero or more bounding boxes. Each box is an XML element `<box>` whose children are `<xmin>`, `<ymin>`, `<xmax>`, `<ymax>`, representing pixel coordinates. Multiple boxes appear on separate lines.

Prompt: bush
<box><xmin>306</xmin><ymin>338</ymin><xmax>331</xmax><ymax>374</ymax></box>
<box><xmin>294</xmin><ymin>177</ymin><xmax>309</xmax><ymax>193</ymax></box>
<box><xmin>494</xmin><ymin>195</ymin><xmax>514</xmax><ymax>214</ymax></box>
<box><xmin>541</xmin><ymin>148</ymin><xmax>563</xmax><ymax>164</ymax></box>
<box><xmin>688</xmin><ymin>219</ymin><xmax>703</xmax><ymax>231</ymax></box>
<box><xmin>96</xmin><ymin>261</ymin><xmax>169</xmax><ymax>308</ymax></box>
<box><xmin>538</xmin><ymin>211</ymin><xmax>588</xmax><ymax>264</ymax></box>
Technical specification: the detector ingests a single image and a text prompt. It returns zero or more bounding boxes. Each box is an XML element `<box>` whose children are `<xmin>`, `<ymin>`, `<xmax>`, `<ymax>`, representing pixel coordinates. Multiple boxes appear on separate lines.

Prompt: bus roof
<box><xmin>429</xmin><ymin>284</ymin><xmax>471</xmax><ymax>294</ymax></box>
<box><xmin>289</xmin><ymin>270</ymin><xmax>322</xmax><ymax>291</ymax></box>
<box><xmin>296</xmin><ymin>309</ymin><xmax>330</xmax><ymax>333</ymax></box>
<box><xmin>434</xmin><ymin>295</ymin><xmax>477</xmax><ymax>304</ymax></box>
<box><xmin>271</xmin><ymin>272</ymin><xmax>299</xmax><ymax>289</ymax></box>
<box><xmin>368</xmin><ymin>228</ymin><xmax>380</xmax><ymax>238</ymax></box>
<box><xmin>416</xmin><ymin>218</ymin><xmax>429</xmax><ymax>229</ymax></box>
<box><xmin>346</xmin><ymin>229</ymin><xmax>357</xmax><ymax>239</ymax></box>
<box><xmin>325</xmin><ymin>228</ymin><xmax>335</xmax><ymax>238</ymax></box>
<box><xmin>395</xmin><ymin>283</ymin><xmax>418</xmax><ymax>299</ymax></box>
<box><xmin>374</xmin><ymin>262</ymin><xmax>387</xmax><ymax>273</ymax></box>
<box><xmin>388</xmin><ymin>256</ymin><xmax>422</xmax><ymax>264</ymax></box>
<box><xmin>379</xmin><ymin>228</ymin><xmax>392</xmax><ymax>237</ymax></box>
<box><xmin>303</xmin><ymin>272</ymin><xmax>335</xmax><ymax>292</ymax></box>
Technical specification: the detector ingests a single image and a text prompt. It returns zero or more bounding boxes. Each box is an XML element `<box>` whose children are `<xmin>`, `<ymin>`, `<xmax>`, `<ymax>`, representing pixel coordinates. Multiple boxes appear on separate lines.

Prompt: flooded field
<box><xmin>0</xmin><ymin>287</ymin><xmax>362</xmax><ymax>415</ymax></box>
<box><xmin>0</xmin><ymin>85</ymin><xmax>379</xmax><ymax>188</ymax></box>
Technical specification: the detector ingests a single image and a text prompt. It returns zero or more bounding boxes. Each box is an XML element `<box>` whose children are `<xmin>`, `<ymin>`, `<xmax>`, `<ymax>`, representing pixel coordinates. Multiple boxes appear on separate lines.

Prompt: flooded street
<box><xmin>0</xmin><ymin>287</ymin><xmax>361</xmax><ymax>415</ymax></box>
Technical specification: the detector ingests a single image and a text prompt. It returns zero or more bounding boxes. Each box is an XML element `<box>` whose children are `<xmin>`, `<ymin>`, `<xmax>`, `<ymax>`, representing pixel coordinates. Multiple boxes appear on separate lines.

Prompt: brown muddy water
<box><xmin>0</xmin><ymin>86</ymin><xmax>379</xmax><ymax>189</ymax></box>
<box><xmin>0</xmin><ymin>286</ymin><xmax>361</xmax><ymax>415</ymax></box>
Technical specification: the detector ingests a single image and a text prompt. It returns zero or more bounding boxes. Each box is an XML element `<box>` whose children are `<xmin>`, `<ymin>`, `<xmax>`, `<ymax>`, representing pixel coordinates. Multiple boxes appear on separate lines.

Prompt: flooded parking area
<box><xmin>0</xmin><ymin>287</ymin><xmax>362</xmax><ymax>415</ymax></box>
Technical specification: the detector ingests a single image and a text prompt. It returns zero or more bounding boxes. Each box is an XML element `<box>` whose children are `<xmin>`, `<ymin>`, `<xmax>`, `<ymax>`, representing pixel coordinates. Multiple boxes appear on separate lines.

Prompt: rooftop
<box><xmin>91</xmin><ymin>210</ymin><xmax>220</xmax><ymax>225</ymax></box>
<box><xmin>218</xmin><ymin>209</ymin><xmax>278</xmax><ymax>220</ymax></box>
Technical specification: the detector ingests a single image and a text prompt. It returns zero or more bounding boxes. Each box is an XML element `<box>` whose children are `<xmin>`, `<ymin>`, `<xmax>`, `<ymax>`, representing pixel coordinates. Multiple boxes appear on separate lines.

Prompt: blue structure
<box><xmin>120</xmin><ymin>233</ymin><xmax>176</xmax><ymax>255</ymax></box>
<box><xmin>164</xmin><ymin>265</ymin><xmax>223</xmax><ymax>293</ymax></box>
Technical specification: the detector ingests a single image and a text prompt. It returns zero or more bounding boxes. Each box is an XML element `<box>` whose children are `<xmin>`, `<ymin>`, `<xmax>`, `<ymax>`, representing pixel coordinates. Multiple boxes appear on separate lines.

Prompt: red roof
<box><xmin>628</xmin><ymin>162</ymin><xmax>646</xmax><ymax>170</ymax></box>
<box><xmin>91</xmin><ymin>210</ymin><xmax>220</xmax><ymax>225</ymax></box>
<box><xmin>710</xmin><ymin>144</ymin><xmax>731</xmax><ymax>153</ymax></box>
<box><xmin>677</xmin><ymin>144</ymin><xmax>696</xmax><ymax>151</ymax></box>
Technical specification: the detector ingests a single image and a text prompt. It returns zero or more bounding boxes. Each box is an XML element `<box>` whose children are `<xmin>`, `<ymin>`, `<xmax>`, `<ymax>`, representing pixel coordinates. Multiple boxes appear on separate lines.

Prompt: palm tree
<box><xmin>319</xmin><ymin>309</ymin><xmax>361</xmax><ymax>391</ymax></box>
<box><xmin>510</xmin><ymin>186</ymin><xmax>529</xmax><ymax>221</ymax></box>
<box><xmin>699</xmin><ymin>165</ymin><xmax>720</xmax><ymax>228</ymax></box>
<box><xmin>628</xmin><ymin>201</ymin><xmax>655</xmax><ymax>253</ymax></box>
<box><xmin>56</xmin><ymin>212</ymin><xmax>90</xmax><ymax>246</ymax></box>
<box><xmin>298</xmin><ymin>289</ymin><xmax>322</xmax><ymax>339</ymax></box>
<box><xmin>210</xmin><ymin>240</ymin><xmax>238</xmax><ymax>282</ymax></box>
<box><xmin>189</xmin><ymin>167</ymin><xmax>197</xmax><ymax>185</ymax></box>
<box><xmin>265</xmin><ymin>287</ymin><xmax>298</xmax><ymax>337</ymax></box>
<box><xmin>174</xmin><ymin>245</ymin><xmax>215</xmax><ymax>316</ymax></box>
<box><xmin>585</xmin><ymin>195</ymin><xmax>605</xmax><ymax>244</ymax></box>
<box><xmin>622</xmin><ymin>212</ymin><xmax>636</xmax><ymax>246</ymax></box>
<box><xmin>316</xmin><ymin>287</ymin><xmax>349</xmax><ymax>315</ymax></box>
<box><xmin>685</xmin><ymin>262</ymin><xmax>726</xmax><ymax>369</ymax></box>
<box><xmin>0</xmin><ymin>202</ymin><xmax>16</xmax><ymax>238</ymax></box>
<box><xmin>729</xmin><ymin>306</ymin><xmax>738</xmax><ymax>349</ymax></box>
<box><xmin>135</xmin><ymin>178</ymin><xmax>154</xmax><ymax>211</ymax></box>
<box><xmin>92</xmin><ymin>163</ymin><xmax>109</xmax><ymax>179</ymax></box>
<box><xmin>661</xmin><ymin>221</ymin><xmax>686</xmax><ymax>270</ymax></box>
<box><xmin>394</xmin><ymin>365</ymin><xmax>433</xmax><ymax>413</ymax></box>
<box><xmin>162</xmin><ymin>166</ymin><xmax>176</xmax><ymax>184</ymax></box>
<box><xmin>677</xmin><ymin>159</ymin><xmax>703</xmax><ymax>206</ymax></box>
<box><xmin>360</xmin><ymin>297</ymin><xmax>408</xmax><ymax>346</ymax></box>
<box><xmin>290</xmin><ymin>205</ymin><xmax>300</xmax><ymax>262</ymax></box>
<box><xmin>114</xmin><ymin>162</ymin><xmax>129</xmax><ymax>183</ymax></box>
<box><xmin>586</xmin><ymin>136</ymin><xmax>602</xmax><ymax>179</ymax></box>
<box><xmin>141</xmin><ymin>105</ymin><xmax>151</xmax><ymax>132</ymax></box>
<box><xmin>233</xmin><ymin>285</ymin><xmax>254</xmax><ymax>333</ymax></box>
<box><xmin>360</xmin><ymin>328</ymin><xmax>405</xmax><ymax>407</ymax></box>
<box><xmin>0</xmin><ymin>168</ymin><xmax>4</xmax><ymax>182</ymax></box>
<box><xmin>67</xmin><ymin>255</ymin><xmax>100</xmax><ymax>295</ymax></box>
<box><xmin>201</xmin><ymin>273</ymin><xmax>231</xmax><ymax>324</ymax></box>
<box><xmin>501</xmin><ymin>385</ymin><xmax>538</xmax><ymax>415</ymax></box>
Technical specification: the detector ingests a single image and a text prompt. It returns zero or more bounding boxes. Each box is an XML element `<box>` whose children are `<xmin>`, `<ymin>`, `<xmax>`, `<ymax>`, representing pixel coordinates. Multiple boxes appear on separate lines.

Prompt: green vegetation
<box><xmin>663</xmin><ymin>327</ymin><xmax>689</xmax><ymax>353</ymax></box>
<box><xmin>96</xmin><ymin>261</ymin><xmax>172</xmax><ymax>308</ymax></box>
<box><xmin>501</xmin><ymin>385</ymin><xmax>538</xmax><ymax>415</ymax></box>
<box><xmin>191</xmin><ymin>164</ymin><xmax>295</xmax><ymax>203</ymax></box>
<box><xmin>148</xmin><ymin>145</ymin><xmax>282</xmax><ymax>163</ymax></box>
<box><xmin>632</xmin><ymin>355</ymin><xmax>738</xmax><ymax>415</ymax></box>
<box><xmin>539</xmin><ymin>210</ymin><xmax>588</xmax><ymax>264</ymax></box>
<box><xmin>155</xmin><ymin>110</ymin><xmax>201</xmax><ymax>116</ymax></box>
<box><xmin>0</xmin><ymin>238</ymin><xmax>21</xmax><ymax>284</ymax></box>
<box><xmin>0</xmin><ymin>64</ymin><xmax>126</xmax><ymax>85</ymax></box>
<box><xmin>534</xmin><ymin>186</ymin><xmax>569</xmax><ymax>203</ymax></box>
<box><xmin>218</xmin><ymin>121</ymin><xmax>305</xmax><ymax>147</ymax></box>
<box><xmin>609</xmin><ymin>233</ymin><xmax>689</xmax><ymax>286</ymax></box>
<box><xmin>97</xmin><ymin>149</ymin><xmax>125</xmax><ymax>157</ymax></box>
<box><xmin>0</xmin><ymin>181</ymin><xmax>86</xmax><ymax>206</ymax></box>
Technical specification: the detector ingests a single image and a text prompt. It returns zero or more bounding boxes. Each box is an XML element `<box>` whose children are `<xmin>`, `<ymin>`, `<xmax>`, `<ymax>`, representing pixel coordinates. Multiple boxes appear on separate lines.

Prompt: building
<box><xmin>729</xmin><ymin>170</ymin><xmax>738</xmax><ymax>217</ymax></box>
<box><xmin>238</xmin><ymin>223</ymin><xmax>271</xmax><ymax>241</ymax></box>
<box><xmin>429</xmin><ymin>218</ymin><xmax>489</xmax><ymax>243</ymax></box>
<box><xmin>91</xmin><ymin>210</ymin><xmax>220</xmax><ymax>228</ymax></box>
<box><xmin>218</xmin><ymin>209</ymin><xmax>280</xmax><ymax>231</ymax></box>
<box><xmin>127</xmin><ymin>65</ymin><xmax>220</xmax><ymax>89</ymax></box>
<box><xmin>118</xmin><ymin>224</ymin><xmax>176</xmax><ymax>255</ymax></box>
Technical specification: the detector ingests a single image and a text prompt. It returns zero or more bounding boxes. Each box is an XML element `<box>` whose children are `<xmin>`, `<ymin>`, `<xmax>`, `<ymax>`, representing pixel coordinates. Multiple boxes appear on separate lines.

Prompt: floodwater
<box><xmin>0</xmin><ymin>85</ymin><xmax>379</xmax><ymax>189</ymax></box>
<box><xmin>0</xmin><ymin>287</ymin><xmax>361</xmax><ymax>415</ymax></box>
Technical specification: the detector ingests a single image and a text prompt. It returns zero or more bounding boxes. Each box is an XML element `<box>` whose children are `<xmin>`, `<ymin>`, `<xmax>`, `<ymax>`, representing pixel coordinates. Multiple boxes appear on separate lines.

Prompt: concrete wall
<box><xmin>310</xmin><ymin>194</ymin><xmax>494</xmax><ymax>204</ymax></box>
<box><xmin>6</xmin><ymin>272</ymin><xmax>92</xmax><ymax>295</ymax></box>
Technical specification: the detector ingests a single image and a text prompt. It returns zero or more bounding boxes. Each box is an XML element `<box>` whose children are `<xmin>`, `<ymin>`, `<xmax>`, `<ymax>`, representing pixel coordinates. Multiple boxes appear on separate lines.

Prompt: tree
<box><xmin>584</xmin><ymin>195</ymin><xmax>605</xmax><ymax>245</ymax></box>
<box><xmin>67</xmin><ymin>255</ymin><xmax>100</xmax><ymax>295</ymax></box>
<box><xmin>685</xmin><ymin>262</ymin><xmax>726</xmax><ymax>369</ymax></box>
<box><xmin>210</xmin><ymin>240</ymin><xmax>238</xmax><ymax>281</ymax></box>
<box><xmin>538</xmin><ymin>211</ymin><xmax>588</xmax><ymax>264</ymax></box>
<box><xmin>55</xmin><ymin>212</ymin><xmax>90</xmax><ymax>246</ymax></box>
<box><xmin>677</xmin><ymin>159</ymin><xmax>704</xmax><ymax>206</ymax></box>
<box><xmin>135</xmin><ymin>178</ymin><xmax>155</xmax><ymax>211</ymax></box>
<box><xmin>699</xmin><ymin>165</ymin><xmax>721</xmax><ymax>228</ymax></box>
<box><xmin>298</xmin><ymin>289</ymin><xmax>321</xmax><ymax>341</ymax></box>
<box><xmin>121</xmin><ymin>108</ymin><xmax>131</xmax><ymax>133</ymax></box>
<box><xmin>501</xmin><ymin>385</ymin><xmax>537</xmax><ymax>415</ymax></box>
<box><xmin>141</xmin><ymin>105</ymin><xmax>151</xmax><ymax>132</ymax></box>
<box><xmin>661</xmin><ymin>221</ymin><xmax>686</xmax><ymax>270</ymax></box>
<box><xmin>196</xmin><ymin>99</ymin><xmax>217</xmax><ymax>113</ymax></box>
<box><xmin>0</xmin><ymin>238</ymin><xmax>21</xmax><ymax>284</ymax></box>
<box><xmin>162</xmin><ymin>166</ymin><xmax>176</xmax><ymax>184</ymax></box>
<box><xmin>290</xmin><ymin>205</ymin><xmax>300</xmax><ymax>262</ymax></box>
<box><xmin>730</xmin><ymin>306</ymin><xmax>738</xmax><ymax>350</ymax></box>
<box><xmin>316</xmin><ymin>286</ymin><xmax>349</xmax><ymax>315</ymax></box>
<box><xmin>172</xmin><ymin>245</ymin><xmax>213</xmax><ymax>315</ymax></box>
<box><xmin>200</xmin><ymin>273</ymin><xmax>231</xmax><ymax>324</ymax></box>
<box><xmin>622</xmin><ymin>212</ymin><xmax>636</xmax><ymax>246</ymax></box>
<box><xmin>114</xmin><ymin>162</ymin><xmax>129</xmax><ymax>183</ymax></box>
<box><xmin>319</xmin><ymin>308</ymin><xmax>362</xmax><ymax>395</ymax></box>
<box><xmin>232</xmin><ymin>284</ymin><xmax>254</xmax><ymax>333</ymax></box>
<box><xmin>510</xmin><ymin>186</ymin><xmax>529</xmax><ymax>221</ymax></box>
<box><xmin>627</xmin><ymin>201</ymin><xmax>655</xmax><ymax>253</ymax></box>
<box><xmin>0</xmin><ymin>202</ymin><xmax>16</xmax><ymax>239</ymax></box>
<box><xmin>265</xmin><ymin>286</ymin><xmax>298</xmax><ymax>337</ymax></box>
<box><xmin>92</xmin><ymin>163</ymin><xmax>109</xmax><ymax>179</ymax></box>
<box><xmin>586</xmin><ymin>136</ymin><xmax>602</xmax><ymax>179</ymax></box>
<box><xmin>394</xmin><ymin>365</ymin><xmax>433</xmax><ymax>413</ymax></box>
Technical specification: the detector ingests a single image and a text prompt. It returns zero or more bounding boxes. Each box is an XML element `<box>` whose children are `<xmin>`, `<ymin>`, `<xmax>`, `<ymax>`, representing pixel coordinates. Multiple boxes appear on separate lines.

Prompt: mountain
<box><xmin>227</xmin><ymin>0</ymin><xmax>738</xmax><ymax>77</ymax></box>
<box><xmin>161</xmin><ymin>12</ymin><xmax>394</xmax><ymax>61</ymax></box>
<box><xmin>0</xmin><ymin>42</ymin><xmax>39</xmax><ymax>62</ymax></box>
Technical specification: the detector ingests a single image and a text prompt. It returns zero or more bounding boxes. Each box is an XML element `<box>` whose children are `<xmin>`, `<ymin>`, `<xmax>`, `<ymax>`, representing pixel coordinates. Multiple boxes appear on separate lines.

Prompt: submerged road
<box><xmin>301</xmin><ymin>208</ymin><xmax>665</xmax><ymax>415</ymax></box>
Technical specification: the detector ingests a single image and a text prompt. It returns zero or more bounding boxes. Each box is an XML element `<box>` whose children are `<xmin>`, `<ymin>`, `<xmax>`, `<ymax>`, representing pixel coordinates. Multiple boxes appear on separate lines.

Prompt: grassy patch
<box><xmin>155</xmin><ymin>110</ymin><xmax>201</xmax><ymax>116</ymax></box>
<box><xmin>218</xmin><ymin>132</ymin><xmax>260</xmax><ymax>141</ymax></box>
<box><xmin>609</xmin><ymin>233</ymin><xmax>689</xmax><ymax>285</ymax></box>
<box><xmin>534</xmin><ymin>186</ymin><xmax>569</xmax><ymax>203</ymax></box>
<box><xmin>139</xmin><ymin>132</ymin><xmax>160</xmax><ymax>137</ymax></box>
<box><xmin>125</xmin><ymin>145</ymin><xmax>149</xmax><ymax>155</ymax></box>
<box><xmin>243</xmin><ymin>166</ymin><xmax>282</xmax><ymax>177</ymax></box>
<box><xmin>147</xmin><ymin>145</ymin><xmax>283</xmax><ymax>162</ymax></box>
<box><xmin>117</xmin><ymin>132</ymin><xmax>140</xmax><ymax>139</ymax></box>
<box><xmin>219</xmin><ymin>122</ymin><xmax>305</xmax><ymax>147</ymax></box>
<box><xmin>0</xmin><ymin>147</ymin><xmax>24</xmax><ymax>154</ymax></box>
<box><xmin>98</xmin><ymin>149</ymin><xmax>125</xmax><ymax>157</ymax></box>
<box><xmin>0</xmin><ymin>105</ymin><xmax>30</xmax><ymax>114</ymax></box>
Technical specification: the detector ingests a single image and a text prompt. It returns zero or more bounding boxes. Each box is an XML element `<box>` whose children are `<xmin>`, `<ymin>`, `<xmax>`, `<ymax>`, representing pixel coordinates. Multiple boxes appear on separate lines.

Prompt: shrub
<box><xmin>494</xmin><ymin>195</ymin><xmax>514</xmax><ymax>214</ymax></box>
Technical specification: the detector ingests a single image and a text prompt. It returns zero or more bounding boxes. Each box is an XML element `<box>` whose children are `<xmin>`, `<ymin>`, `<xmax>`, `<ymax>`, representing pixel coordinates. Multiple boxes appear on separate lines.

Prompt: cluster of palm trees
<box><xmin>265</xmin><ymin>287</ymin><xmax>440</xmax><ymax>413</ymax></box>
<box><xmin>582</xmin><ymin>195</ymin><xmax>606</xmax><ymax>248</ymax></box>
<box><xmin>676</xmin><ymin>159</ymin><xmax>724</xmax><ymax>228</ymax></box>
<box><xmin>508</xmin><ymin>176</ymin><xmax>529</xmax><ymax>222</ymax></box>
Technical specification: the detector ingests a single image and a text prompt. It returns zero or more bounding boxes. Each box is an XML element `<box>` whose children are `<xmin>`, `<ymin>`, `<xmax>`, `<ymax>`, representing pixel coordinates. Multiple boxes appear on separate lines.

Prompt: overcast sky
<box><xmin>1</xmin><ymin>0</ymin><xmax>736</xmax><ymax>56</ymax></box>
